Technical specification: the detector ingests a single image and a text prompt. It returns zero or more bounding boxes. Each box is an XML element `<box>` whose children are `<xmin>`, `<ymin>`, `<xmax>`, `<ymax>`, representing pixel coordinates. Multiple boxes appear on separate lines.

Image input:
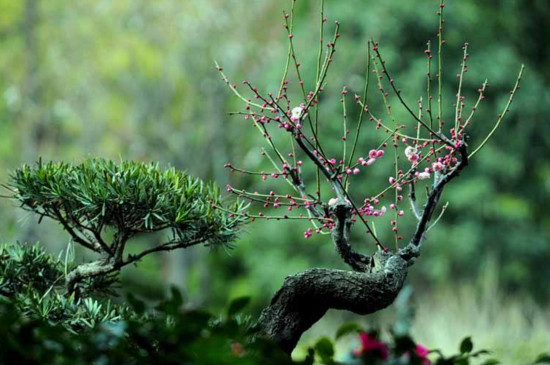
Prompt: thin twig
<box><xmin>469</xmin><ymin>65</ymin><xmax>524</xmax><ymax>158</ymax></box>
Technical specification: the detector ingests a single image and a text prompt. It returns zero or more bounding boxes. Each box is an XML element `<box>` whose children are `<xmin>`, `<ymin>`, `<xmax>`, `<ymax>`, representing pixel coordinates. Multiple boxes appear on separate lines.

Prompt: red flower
<box><xmin>353</xmin><ymin>332</ymin><xmax>389</xmax><ymax>360</ymax></box>
<box><xmin>415</xmin><ymin>344</ymin><xmax>431</xmax><ymax>365</ymax></box>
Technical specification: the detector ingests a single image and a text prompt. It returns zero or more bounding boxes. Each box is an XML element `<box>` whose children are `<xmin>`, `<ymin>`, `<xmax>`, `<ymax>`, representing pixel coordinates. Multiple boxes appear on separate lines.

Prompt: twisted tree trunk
<box><xmin>258</xmin><ymin>251</ymin><xmax>408</xmax><ymax>353</ymax></box>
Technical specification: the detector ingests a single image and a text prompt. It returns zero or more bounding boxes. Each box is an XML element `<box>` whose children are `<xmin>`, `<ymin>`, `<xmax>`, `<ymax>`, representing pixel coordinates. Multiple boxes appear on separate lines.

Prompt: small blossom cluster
<box><xmin>353</xmin><ymin>332</ymin><xmax>389</xmax><ymax>360</ymax></box>
<box><xmin>404</xmin><ymin>146</ymin><xmax>419</xmax><ymax>165</ymax></box>
<box><xmin>358</xmin><ymin>149</ymin><xmax>385</xmax><ymax>167</ymax></box>
<box><xmin>353</xmin><ymin>332</ymin><xmax>431</xmax><ymax>365</ymax></box>
<box><xmin>400</xmin><ymin>141</ymin><xmax>459</xmax><ymax>182</ymax></box>
<box><xmin>303</xmin><ymin>220</ymin><xmax>336</xmax><ymax>238</ymax></box>
<box><xmin>357</xmin><ymin>201</ymin><xmax>387</xmax><ymax>218</ymax></box>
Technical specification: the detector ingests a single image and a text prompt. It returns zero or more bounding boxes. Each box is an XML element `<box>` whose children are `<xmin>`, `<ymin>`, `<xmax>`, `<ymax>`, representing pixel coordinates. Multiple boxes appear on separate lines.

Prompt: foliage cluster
<box><xmin>0</xmin><ymin>242</ymin><xmax>286</xmax><ymax>364</ymax></box>
<box><xmin>3</xmin><ymin>244</ymin><xmax>550</xmax><ymax>365</ymax></box>
<box><xmin>0</xmin><ymin>243</ymin><xmax>132</xmax><ymax>332</ymax></box>
<box><xmin>9</xmin><ymin>158</ymin><xmax>245</xmax><ymax>250</ymax></box>
<box><xmin>6</xmin><ymin>158</ymin><xmax>246</xmax><ymax>295</ymax></box>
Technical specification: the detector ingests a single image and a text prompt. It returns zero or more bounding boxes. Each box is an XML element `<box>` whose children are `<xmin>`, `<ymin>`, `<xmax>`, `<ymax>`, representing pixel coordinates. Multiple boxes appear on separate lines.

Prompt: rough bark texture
<box><xmin>258</xmin><ymin>251</ymin><xmax>408</xmax><ymax>353</ymax></box>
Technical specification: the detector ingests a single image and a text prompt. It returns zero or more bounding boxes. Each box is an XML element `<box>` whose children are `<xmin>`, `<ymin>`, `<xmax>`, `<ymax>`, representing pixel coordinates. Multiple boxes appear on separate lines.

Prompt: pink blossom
<box><xmin>353</xmin><ymin>168</ymin><xmax>360</xmax><ymax>175</ymax></box>
<box><xmin>376</xmin><ymin>150</ymin><xmax>385</xmax><ymax>158</ymax></box>
<box><xmin>369</xmin><ymin>149</ymin><xmax>378</xmax><ymax>159</ymax></box>
<box><xmin>404</xmin><ymin>146</ymin><xmax>417</xmax><ymax>159</ymax></box>
<box><xmin>415</xmin><ymin>344</ymin><xmax>431</xmax><ymax>365</ymax></box>
<box><xmin>353</xmin><ymin>332</ymin><xmax>389</xmax><ymax>360</ymax></box>
<box><xmin>432</xmin><ymin>162</ymin><xmax>444</xmax><ymax>172</ymax></box>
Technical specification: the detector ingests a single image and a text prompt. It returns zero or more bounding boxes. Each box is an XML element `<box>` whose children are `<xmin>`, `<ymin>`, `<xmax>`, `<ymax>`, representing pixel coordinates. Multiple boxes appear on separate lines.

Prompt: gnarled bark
<box><xmin>258</xmin><ymin>251</ymin><xmax>408</xmax><ymax>353</ymax></box>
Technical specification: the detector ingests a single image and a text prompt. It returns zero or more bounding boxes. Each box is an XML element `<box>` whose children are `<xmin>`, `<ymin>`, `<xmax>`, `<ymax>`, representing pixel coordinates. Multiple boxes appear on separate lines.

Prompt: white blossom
<box><xmin>291</xmin><ymin>106</ymin><xmax>303</xmax><ymax>121</ymax></box>
<box><xmin>404</xmin><ymin>146</ymin><xmax>417</xmax><ymax>159</ymax></box>
<box><xmin>417</xmin><ymin>171</ymin><xmax>431</xmax><ymax>180</ymax></box>
<box><xmin>432</xmin><ymin>162</ymin><xmax>444</xmax><ymax>172</ymax></box>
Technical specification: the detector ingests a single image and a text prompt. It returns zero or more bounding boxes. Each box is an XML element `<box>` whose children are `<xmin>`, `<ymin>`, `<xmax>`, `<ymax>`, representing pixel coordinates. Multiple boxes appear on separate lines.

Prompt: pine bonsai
<box><xmin>7</xmin><ymin>158</ymin><xmax>246</xmax><ymax>297</ymax></box>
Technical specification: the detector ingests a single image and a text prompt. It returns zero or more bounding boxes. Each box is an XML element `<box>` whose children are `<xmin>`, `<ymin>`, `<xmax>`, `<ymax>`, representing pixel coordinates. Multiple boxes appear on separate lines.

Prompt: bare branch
<box><xmin>372</xmin><ymin>43</ymin><xmax>453</xmax><ymax>147</ymax></box>
<box><xmin>122</xmin><ymin>237</ymin><xmax>210</xmax><ymax>267</ymax></box>
<box><xmin>408</xmin><ymin>172</ymin><xmax>422</xmax><ymax>221</ymax></box>
<box><xmin>51</xmin><ymin>208</ymin><xmax>100</xmax><ymax>253</ymax></box>
<box><xmin>469</xmin><ymin>65</ymin><xmax>524</xmax><ymax>158</ymax></box>
<box><xmin>330</xmin><ymin>201</ymin><xmax>370</xmax><ymax>271</ymax></box>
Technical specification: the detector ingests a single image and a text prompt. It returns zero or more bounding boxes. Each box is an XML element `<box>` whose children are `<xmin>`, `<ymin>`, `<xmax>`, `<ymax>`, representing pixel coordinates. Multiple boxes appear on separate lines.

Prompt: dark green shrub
<box><xmin>0</xmin><ymin>243</ymin><xmax>132</xmax><ymax>332</ymax></box>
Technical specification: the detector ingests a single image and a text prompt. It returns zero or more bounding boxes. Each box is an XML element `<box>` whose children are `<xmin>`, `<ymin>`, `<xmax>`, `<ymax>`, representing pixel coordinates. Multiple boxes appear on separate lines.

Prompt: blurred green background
<box><xmin>0</xmin><ymin>0</ymin><xmax>548</xmax><ymax>363</ymax></box>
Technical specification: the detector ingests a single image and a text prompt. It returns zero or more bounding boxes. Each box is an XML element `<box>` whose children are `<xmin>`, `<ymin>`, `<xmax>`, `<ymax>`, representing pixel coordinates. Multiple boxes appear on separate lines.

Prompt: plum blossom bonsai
<box><xmin>217</xmin><ymin>0</ymin><xmax>523</xmax><ymax>353</ymax></box>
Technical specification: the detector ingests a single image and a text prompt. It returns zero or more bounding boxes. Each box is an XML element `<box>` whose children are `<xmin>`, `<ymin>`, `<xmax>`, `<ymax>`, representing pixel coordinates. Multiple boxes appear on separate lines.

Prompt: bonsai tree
<box><xmin>216</xmin><ymin>0</ymin><xmax>523</xmax><ymax>353</ymax></box>
<box><xmin>0</xmin><ymin>0</ymin><xmax>527</xmax><ymax>361</ymax></box>
<box><xmin>7</xmin><ymin>158</ymin><xmax>246</xmax><ymax>297</ymax></box>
